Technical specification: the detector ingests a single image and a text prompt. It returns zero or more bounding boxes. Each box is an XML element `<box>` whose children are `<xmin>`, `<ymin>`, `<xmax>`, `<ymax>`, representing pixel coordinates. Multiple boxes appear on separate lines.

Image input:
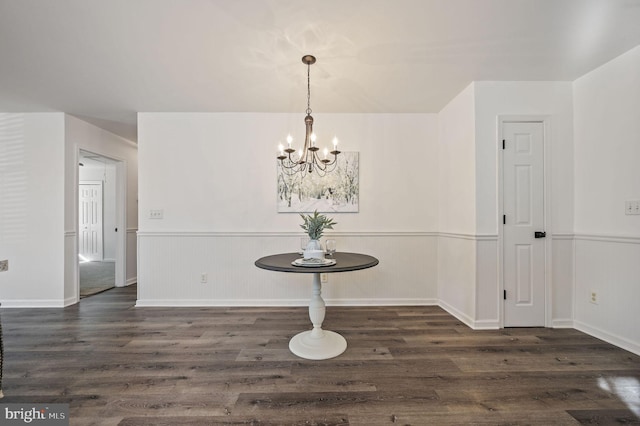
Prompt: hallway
<box><xmin>79</xmin><ymin>261</ymin><xmax>115</xmax><ymax>298</ymax></box>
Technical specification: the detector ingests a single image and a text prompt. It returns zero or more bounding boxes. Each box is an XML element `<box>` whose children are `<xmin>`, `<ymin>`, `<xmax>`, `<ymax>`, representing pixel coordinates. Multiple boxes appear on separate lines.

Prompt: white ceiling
<box><xmin>2</xmin><ymin>0</ymin><xmax>640</xmax><ymax>142</ymax></box>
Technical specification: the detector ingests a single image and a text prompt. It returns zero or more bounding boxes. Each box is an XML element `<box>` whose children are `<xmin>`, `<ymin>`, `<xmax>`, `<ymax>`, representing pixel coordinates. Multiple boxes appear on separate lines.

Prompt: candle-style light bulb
<box><xmin>323</xmin><ymin>147</ymin><xmax>328</xmax><ymax>159</ymax></box>
<box><xmin>286</xmin><ymin>134</ymin><xmax>293</xmax><ymax>147</ymax></box>
<box><xmin>332</xmin><ymin>137</ymin><xmax>338</xmax><ymax>147</ymax></box>
<box><xmin>311</xmin><ymin>133</ymin><xmax>317</xmax><ymax>146</ymax></box>
<box><xmin>278</xmin><ymin>143</ymin><xmax>284</xmax><ymax>156</ymax></box>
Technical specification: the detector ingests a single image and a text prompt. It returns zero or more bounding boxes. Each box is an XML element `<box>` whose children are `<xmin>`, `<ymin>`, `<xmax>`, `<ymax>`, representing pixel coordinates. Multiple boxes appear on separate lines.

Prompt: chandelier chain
<box><xmin>306</xmin><ymin>62</ymin><xmax>312</xmax><ymax>115</ymax></box>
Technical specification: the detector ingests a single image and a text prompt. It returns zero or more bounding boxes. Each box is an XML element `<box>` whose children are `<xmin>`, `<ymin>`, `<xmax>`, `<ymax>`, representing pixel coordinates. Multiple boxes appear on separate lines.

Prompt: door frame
<box><xmin>497</xmin><ymin>115</ymin><xmax>553</xmax><ymax>328</ymax></box>
<box><xmin>75</xmin><ymin>148</ymin><xmax>128</xmax><ymax>302</ymax></box>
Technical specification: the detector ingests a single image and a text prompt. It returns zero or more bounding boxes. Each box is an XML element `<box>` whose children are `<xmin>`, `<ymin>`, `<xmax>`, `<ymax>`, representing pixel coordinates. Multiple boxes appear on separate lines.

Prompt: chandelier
<box><xmin>277</xmin><ymin>55</ymin><xmax>340</xmax><ymax>177</ymax></box>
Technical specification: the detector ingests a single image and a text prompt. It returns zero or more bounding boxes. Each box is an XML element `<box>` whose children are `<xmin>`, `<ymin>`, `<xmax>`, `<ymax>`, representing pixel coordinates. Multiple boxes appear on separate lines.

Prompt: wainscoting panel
<box><xmin>437</xmin><ymin>234</ymin><xmax>477</xmax><ymax>328</ymax></box>
<box><xmin>551</xmin><ymin>234</ymin><xmax>574</xmax><ymax>327</ymax></box>
<box><xmin>137</xmin><ymin>232</ymin><xmax>438</xmax><ymax>307</ymax></box>
<box><xmin>475</xmin><ymin>237</ymin><xmax>499</xmax><ymax>328</ymax></box>
<box><xmin>64</xmin><ymin>230</ymin><xmax>78</xmax><ymax>306</ymax></box>
<box><xmin>126</xmin><ymin>228</ymin><xmax>137</xmax><ymax>285</ymax></box>
<box><xmin>573</xmin><ymin>234</ymin><xmax>640</xmax><ymax>355</ymax></box>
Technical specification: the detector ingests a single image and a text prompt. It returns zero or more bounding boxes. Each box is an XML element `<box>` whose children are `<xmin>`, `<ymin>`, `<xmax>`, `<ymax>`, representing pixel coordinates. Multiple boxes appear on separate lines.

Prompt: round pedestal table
<box><xmin>254</xmin><ymin>252</ymin><xmax>379</xmax><ymax>360</ymax></box>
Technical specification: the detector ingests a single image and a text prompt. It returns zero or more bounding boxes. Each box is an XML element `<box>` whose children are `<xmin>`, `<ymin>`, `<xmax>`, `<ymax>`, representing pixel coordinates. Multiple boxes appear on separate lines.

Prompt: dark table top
<box><xmin>255</xmin><ymin>252</ymin><xmax>379</xmax><ymax>274</ymax></box>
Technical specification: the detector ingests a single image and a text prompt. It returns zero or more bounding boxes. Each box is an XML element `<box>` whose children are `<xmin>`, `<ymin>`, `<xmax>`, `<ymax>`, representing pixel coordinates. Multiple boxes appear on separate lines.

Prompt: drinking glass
<box><xmin>326</xmin><ymin>239</ymin><xmax>336</xmax><ymax>257</ymax></box>
<box><xmin>300</xmin><ymin>237</ymin><xmax>309</xmax><ymax>253</ymax></box>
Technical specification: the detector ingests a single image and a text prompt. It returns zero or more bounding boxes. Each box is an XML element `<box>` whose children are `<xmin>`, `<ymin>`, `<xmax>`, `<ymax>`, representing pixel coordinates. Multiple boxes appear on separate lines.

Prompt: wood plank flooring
<box><xmin>1</xmin><ymin>285</ymin><xmax>639</xmax><ymax>425</ymax></box>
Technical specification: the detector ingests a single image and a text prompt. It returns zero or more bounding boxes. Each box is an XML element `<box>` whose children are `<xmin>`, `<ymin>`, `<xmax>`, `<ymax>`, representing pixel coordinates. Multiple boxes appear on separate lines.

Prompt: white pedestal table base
<box><xmin>289</xmin><ymin>272</ymin><xmax>347</xmax><ymax>360</ymax></box>
<box><xmin>289</xmin><ymin>330</ymin><xmax>347</xmax><ymax>360</ymax></box>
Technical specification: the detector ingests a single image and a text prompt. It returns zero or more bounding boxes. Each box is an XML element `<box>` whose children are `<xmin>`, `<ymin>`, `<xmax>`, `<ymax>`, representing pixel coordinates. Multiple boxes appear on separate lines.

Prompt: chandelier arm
<box><xmin>279</xmin><ymin>144</ymin><xmax>313</xmax><ymax>171</ymax></box>
<box><xmin>311</xmin><ymin>151</ymin><xmax>331</xmax><ymax>173</ymax></box>
<box><xmin>286</xmin><ymin>150</ymin><xmax>300</xmax><ymax>165</ymax></box>
<box><xmin>311</xmin><ymin>157</ymin><xmax>332</xmax><ymax>177</ymax></box>
<box><xmin>280</xmin><ymin>160</ymin><xmax>302</xmax><ymax>171</ymax></box>
<box><xmin>278</xmin><ymin>161</ymin><xmax>303</xmax><ymax>176</ymax></box>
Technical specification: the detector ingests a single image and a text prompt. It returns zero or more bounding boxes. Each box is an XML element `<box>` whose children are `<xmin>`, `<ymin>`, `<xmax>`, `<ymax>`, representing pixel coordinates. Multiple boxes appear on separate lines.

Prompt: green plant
<box><xmin>300</xmin><ymin>210</ymin><xmax>337</xmax><ymax>240</ymax></box>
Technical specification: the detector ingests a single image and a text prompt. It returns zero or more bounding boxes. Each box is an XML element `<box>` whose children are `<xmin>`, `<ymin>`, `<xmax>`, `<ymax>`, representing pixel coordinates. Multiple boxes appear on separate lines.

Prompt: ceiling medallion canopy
<box><xmin>277</xmin><ymin>55</ymin><xmax>340</xmax><ymax>177</ymax></box>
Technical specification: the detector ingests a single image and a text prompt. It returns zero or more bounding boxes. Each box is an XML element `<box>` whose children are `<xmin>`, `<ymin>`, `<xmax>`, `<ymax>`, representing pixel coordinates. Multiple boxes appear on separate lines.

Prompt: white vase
<box><xmin>304</xmin><ymin>239</ymin><xmax>325</xmax><ymax>259</ymax></box>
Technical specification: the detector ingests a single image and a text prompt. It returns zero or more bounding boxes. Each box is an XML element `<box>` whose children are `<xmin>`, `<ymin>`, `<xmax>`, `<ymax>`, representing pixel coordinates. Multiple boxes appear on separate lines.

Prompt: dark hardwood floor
<box><xmin>1</xmin><ymin>285</ymin><xmax>639</xmax><ymax>425</ymax></box>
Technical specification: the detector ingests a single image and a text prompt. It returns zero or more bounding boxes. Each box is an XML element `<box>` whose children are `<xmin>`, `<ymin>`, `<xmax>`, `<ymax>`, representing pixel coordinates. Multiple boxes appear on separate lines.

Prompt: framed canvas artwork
<box><xmin>277</xmin><ymin>151</ymin><xmax>359</xmax><ymax>213</ymax></box>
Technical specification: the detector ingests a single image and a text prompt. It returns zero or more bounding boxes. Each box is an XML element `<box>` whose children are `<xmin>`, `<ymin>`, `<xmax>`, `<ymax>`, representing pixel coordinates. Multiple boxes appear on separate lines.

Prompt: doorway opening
<box><xmin>78</xmin><ymin>150</ymin><xmax>119</xmax><ymax>298</ymax></box>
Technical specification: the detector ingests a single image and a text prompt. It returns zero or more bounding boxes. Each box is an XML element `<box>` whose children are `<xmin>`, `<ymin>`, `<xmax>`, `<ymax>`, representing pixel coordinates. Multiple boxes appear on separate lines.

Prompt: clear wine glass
<box><xmin>326</xmin><ymin>239</ymin><xmax>336</xmax><ymax>258</ymax></box>
<box><xmin>300</xmin><ymin>237</ymin><xmax>309</xmax><ymax>254</ymax></box>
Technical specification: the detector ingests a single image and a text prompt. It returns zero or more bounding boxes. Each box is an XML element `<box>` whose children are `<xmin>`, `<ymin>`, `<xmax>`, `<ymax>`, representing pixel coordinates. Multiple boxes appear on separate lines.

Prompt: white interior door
<box><xmin>503</xmin><ymin>122</ymin><xmax>546</xmax><ymax>327</ymax></box>
<box><xmin>79</xmin><ymin>182</ymin><xmax>103</xmax><ymax>261</ymax></box>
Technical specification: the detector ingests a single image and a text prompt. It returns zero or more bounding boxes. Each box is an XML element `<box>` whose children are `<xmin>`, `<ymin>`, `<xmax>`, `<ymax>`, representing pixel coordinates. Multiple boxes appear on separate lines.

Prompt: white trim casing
<box><xmin>74</xmin><ymin>147</ymin><xmax>129</xmax><ymax>302</ymax></box>
<box><xmin>574</xmin><ymin>233</ymin><xmax>640</xmax><ymax>244</ymax></box>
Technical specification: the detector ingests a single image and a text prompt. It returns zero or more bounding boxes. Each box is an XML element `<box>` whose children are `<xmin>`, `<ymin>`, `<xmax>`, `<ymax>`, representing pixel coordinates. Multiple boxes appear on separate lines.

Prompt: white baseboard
<box><xmin>552</xmin><ymin>318</ymin><xmax>574</xmax><ymax>328</ymax></box>
<box><xmin>126</xmin><ymin>277</ymin><xmax>137</xmax><ymax>286</ymax></box>
<box><xmin>436</xmin><ymin>301</ymin><xmax>499</xmax><ymax>329</ymax></box>
<box><xmin>574</xmin><ymin>320</ymin><xmax>640</xmax><ymax>356</ymax></box>
<box><xmin>136</xmin><ymin>299</ymin><xmax>309</xmax><ymax>307</ymax></box>
<box><xmin>437</xmin><ymin>300</ymin><xmax>475</xmax><ymax>329</ymax></box>
<box><xmin>327</xmin><ymin>298</ymin><xmax>438</xmax><ymax>306</ymax></box>
<box><xmin>135</xmin><ymin>298</ymin><xmax>438</xmax><ymax>308</ymax></box>
<box><xmin>473</xmin><ymin>319</ymin><xmax>500</xmax><ymax>330</ymax></box>
<box><xmin>0</xmin><ymin>299</ymin><xmax>67</xmax><ymax>308</ymax></box>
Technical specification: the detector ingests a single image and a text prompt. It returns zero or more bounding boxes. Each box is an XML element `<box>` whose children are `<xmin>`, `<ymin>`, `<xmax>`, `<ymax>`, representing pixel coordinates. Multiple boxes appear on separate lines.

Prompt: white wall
<box><xmin>0</xmin><ymin>113</ymin><xmax>137</xmax><ymax>307</ymax></box>
<box><xmin>137</xmin><ymin>112</ymin><xmax>439</xmax><ymax>305</ymax></box>
<box><xmin>473</xmin><ymin>81</ymin><xmax>575</xmax><ymax>327</ymax></box>
<box><xmin>0</xmin><ymin>113</ymin><xmax>66</xmax><ymax>305</ymax></box>
<box><xmin>474</xmin><ymin>81</ymin><xmax>575</xmax><ymax>235</ymax></box>
<box><xmin>573</xmin><ymin>45</ymin><xmax>640</xmax><ymax>355</ymax></box>
<box><xmin>438</xmin><ymin>84</ymin><xmax>477</xmax><ymax>235</ymax></box>
<box><xmin>437</xmin><ymin>84</ymin><xmax>478</xmax><ymax>325</ymax></box>
<box><xmin>65</xmin><ymin>115</ymin><xmax>138</xmax><ymax>302</ymax></box>
<box><xmin>139</xmin><ymin>113</ymin><xmax>438</xmax><ymax>233</ymax></box>
<box><xmin>435</xmin><ymin>81</ymin><xmax>575</xmax><ymax>328</ymax></box>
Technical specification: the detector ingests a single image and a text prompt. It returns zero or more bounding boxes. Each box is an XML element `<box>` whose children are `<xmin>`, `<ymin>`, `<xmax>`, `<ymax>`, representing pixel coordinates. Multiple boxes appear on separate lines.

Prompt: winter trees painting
<box><xmin>277</xmin><ymin>152</ymin><xmax>359</xmax><ymax>213</ymax></box>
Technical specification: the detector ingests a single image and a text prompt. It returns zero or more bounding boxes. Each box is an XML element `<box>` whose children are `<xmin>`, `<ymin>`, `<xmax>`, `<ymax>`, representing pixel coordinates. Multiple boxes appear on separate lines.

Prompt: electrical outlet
<box><xmin>590</xmin><ymin>291</ymin><xmax>597</xmax><ymax>304</ymax></box>
<box><xmin>0</xmin><ymin>260</ymin><xmax>8</xmax><ymax>272</ymax></box>
<box><xmin>200</xmin><ymin>273</ymin><xmax>208</xmax><ymax>283</ymax></box>
<box><xmin>625</xmin><ymin>200</ymin><xmax>640</xmax><ymax>215</ymax></box>
<box><xmin>321</xmin><ymin>273</ymin><xmax>328</xmax><ymax>283</ymax></box>
<box><xmin>149</xmin><ymin>209</ymin><xmax>164</xmax><ymax>219</ymax></box>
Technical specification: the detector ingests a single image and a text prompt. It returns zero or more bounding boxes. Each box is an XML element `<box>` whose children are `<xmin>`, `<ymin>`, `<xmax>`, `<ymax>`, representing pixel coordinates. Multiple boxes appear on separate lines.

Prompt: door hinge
<box><xmin>503</xmin><ymin>215</ymin><xmax>506</xmax><ymax>225</ymax></box>
<box><xmin>503</xmin><ymin>290</ymin><xmax>507</xmax><ymax>300</ymax></box>
<box><xmin>502</xmin><ymin>139</ymin><xmax>506</xmax><ymax>149</ymax></box>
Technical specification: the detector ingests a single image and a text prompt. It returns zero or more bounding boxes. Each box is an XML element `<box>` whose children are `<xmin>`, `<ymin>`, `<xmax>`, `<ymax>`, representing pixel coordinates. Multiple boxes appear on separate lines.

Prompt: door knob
<box><xmin>534</xmin><ymin>231</ymin><xmax>546</xmax><ymax>238</ymax></box>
